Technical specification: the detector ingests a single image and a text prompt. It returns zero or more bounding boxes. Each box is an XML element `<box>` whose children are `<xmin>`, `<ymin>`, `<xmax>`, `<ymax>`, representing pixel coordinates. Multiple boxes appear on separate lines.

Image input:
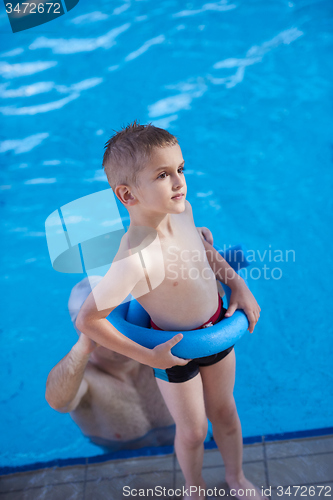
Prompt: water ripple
<box><xmin>29</xmin><ymin>24</ymin><xmax>131</xmax><ymax>54</ymax></box>
<box><xmin>0</xmin><ymin>133</ymin><xmax>49</xmax><ymax>154</ymax></box>
<box><xmin>211</xmin><ymin>28</ymin><xmax>303</xmax><ymax>89</ymax></box>
<box><xmin>173</xmin><ymin>0</ymin><xmax>236</xmax><ymax>18</ymax></box>
<box><xmin>43</xmin><ymin>160</ymin><xmax>61</xmax><ymax>165</ymax></box>
<box><xmin>0</xmin><ymin>61</ymin><xmax>57</xmax><ymax>79</ymax></box>
<box><xmin>149</xmin><ymin>94</ymin><xmax>192</xmax><ymax>117</ymax></box>
<box><xmin>147</xmin><ymin>27</ymin><xmax>303</xmax><ymax>124</ymax></box>
<box><xmin>0</xmin><ymin>48</ymin><xmax>24</xmax><ymax>58</ymax></box>
<box><xmin>70</xmin><ymin>11</ymin><xmax>109</xmax><ymax>25</ymax></box>
<box><xmin>246</xmin><ymin>28</ymin><xmax>303</xmax><ymax>57</ymax></box>
<box><xmin>148</xmin><ymin>79</ymin><xmax>207</xmax><ymax>119</ymax></box>
<box><xmin>0</xmin><ymin>81</ymin><xmax>54</xmax><ymax>98</ymax></box>
<box><xmin>125</xmin><ymin>35</ymin><xmax>165</xmax><ymax>62</ymax></box>
<box><xmin>152</xmin><ymin>114</ymin><xmax>178</xmax><ymax>128</ymax></box>
<box><xmin>0</xmin><ymin>78</ymin><xmax>102</xmax><ymax>103</ymax></box>
<box><xmin>56</xmin><ymin>77</ymin><xmax>103</xmax><ymax>93</ymax></box>
<box><xmin>84</xmin><ymin>169</ymin><xmax>108</xmax><ymax>183</ymax></box>
<box><xmin>113</xmin><ymin>1</ymin><xmax>131</xmax><ymax>16</ymax></box>
<box><xmin>0</xmin><ymin>92</ymin><xmax>79</xmax><ymax>115</ymax></box>
<box><xmin>24</xmin><ymin>178</ymin><xmax>56</xmax><ymax>185</ymax></box>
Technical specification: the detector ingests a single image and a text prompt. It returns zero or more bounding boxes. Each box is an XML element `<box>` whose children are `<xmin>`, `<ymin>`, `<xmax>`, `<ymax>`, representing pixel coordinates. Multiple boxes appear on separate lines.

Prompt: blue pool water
<box><xmin>1</xmin><ymin>0</ymin><xmax>332</xmax><ymax>468</ymax></box>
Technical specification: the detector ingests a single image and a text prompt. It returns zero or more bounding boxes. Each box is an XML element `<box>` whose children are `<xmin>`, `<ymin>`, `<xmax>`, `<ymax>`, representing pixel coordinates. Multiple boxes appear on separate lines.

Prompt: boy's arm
<box><xmin>186</xmin><ymin>200</ymin><xmax>260</xmax><ymax>332</ymax></box>
<box><xmin>202</xmin><ymin>238</ymin><xmax>261</xmax><ymax>333</ymax></box>
<box><xmin>76</xmin><ymin>239</ymin><xmax>188</xmax><ymax>369</ymax></box>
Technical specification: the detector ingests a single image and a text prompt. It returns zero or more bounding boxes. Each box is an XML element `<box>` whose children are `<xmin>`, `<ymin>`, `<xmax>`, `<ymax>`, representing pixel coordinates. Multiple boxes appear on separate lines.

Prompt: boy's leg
<box><xmin>200</xmin><ymin>350</ymin><xmax>268</xmax><ymax>500</ymax></box>
<box><xmin>156</xmin><ymin>375</ymin><xmax>207</xmax><ymax>499</ymax></box>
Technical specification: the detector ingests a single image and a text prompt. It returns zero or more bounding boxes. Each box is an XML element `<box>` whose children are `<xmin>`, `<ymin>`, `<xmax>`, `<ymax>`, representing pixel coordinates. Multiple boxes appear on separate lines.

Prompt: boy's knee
<box><xmin>210</xmin><ymin>401</ymin><xmax>238</xmax><ymax>429</ymax></box>
<box><xmin>177</xmin><ymin>421</ymin><xmax>208</xmax><ymax>448</ymax></box>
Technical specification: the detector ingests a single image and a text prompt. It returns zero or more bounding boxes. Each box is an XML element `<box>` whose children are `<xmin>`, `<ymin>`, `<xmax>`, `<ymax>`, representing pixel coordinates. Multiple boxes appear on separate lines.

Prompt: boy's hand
<box><xmin>224</xmin><ymin>279</ymin><xmax>261</xmax><ymax>334</ymax></box>
<box><xmin>151</xmin><ymin>334</ymin><xmax>191</xmax><ymax>369</ymax></box>
<box><xmin>197</xmin><ymin>226</ymin><xmax>213</xmax><ymax>245</ymax></box>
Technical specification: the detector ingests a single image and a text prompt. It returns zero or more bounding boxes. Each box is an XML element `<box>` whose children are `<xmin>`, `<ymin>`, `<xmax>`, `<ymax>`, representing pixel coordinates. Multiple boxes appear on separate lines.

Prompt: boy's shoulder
<box><xmin>124</xmin><ymin>226</ymin><xmax>159</xmax><ymax>255</ymax></box>
<box><xmin>113</xmin><ymin>228</ymin><xmax>164</xmax><ymax>295</ymax></box>
<box><xmin>115</xmin><ymin>227</ymin><xmax>161</xmax><ymax>275</ymax></box>
<box><xmin>112</xmin><ymin>231</ymin><xmax>143</xmax><ymax>275</ymax></box>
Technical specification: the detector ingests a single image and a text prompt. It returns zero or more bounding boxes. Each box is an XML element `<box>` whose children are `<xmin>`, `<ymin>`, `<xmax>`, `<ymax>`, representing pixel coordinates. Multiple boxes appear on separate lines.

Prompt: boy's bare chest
<box><xmin>144</xmin><ymin>216</ymin><xmax>211</xmax><ymax>284</ymax></box>
<box><xmin>161</xmin><ymin>232</ymin><xmax>208</xmax><ymax>277</ymax></box>
<box><xmin>124</xmin><ymin>209</ymin><xmax>219</xmax><ymax>329</ymax></box>
<box><xmin>132</xmin><ymin>216</ymin><xmax>217</xmax><ymax>329</ymax></box>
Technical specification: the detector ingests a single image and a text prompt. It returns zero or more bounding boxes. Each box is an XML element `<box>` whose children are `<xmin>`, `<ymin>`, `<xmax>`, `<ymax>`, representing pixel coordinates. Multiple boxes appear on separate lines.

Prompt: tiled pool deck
<box><xmin>0</xmin><ymin>435</ymin><xmax>332</xmax><ymax>499</ymax></box>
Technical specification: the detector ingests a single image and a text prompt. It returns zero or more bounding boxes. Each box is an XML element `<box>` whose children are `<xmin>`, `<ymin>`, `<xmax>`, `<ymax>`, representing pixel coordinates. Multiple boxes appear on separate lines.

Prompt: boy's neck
<box><xmin>129</xmin><ymin>211</ymin><xmax>173</xmax><ymax>238</ymax></box>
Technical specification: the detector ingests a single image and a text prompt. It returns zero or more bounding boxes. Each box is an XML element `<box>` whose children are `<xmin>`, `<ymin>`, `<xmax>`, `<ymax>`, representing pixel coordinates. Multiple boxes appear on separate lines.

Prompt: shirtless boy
<box><xmin>77</xmin><ymin>122</ymin><xmax>264</xmax><ymax>500</ymax></box>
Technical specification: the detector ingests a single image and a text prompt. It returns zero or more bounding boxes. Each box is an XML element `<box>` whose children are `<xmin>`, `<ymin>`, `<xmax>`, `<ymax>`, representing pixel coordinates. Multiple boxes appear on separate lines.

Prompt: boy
<box><xmin>77</xmin><ymin>122</ymin><xmax>264</xmax><ymax>499</ymax></box>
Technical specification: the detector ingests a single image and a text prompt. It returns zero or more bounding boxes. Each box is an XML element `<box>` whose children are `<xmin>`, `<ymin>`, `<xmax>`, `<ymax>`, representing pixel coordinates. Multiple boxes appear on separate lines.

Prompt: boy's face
<box><xmin>134</xmin><ymin>144</ymin><xmax>187</xmax><ymax>215</ymax></box>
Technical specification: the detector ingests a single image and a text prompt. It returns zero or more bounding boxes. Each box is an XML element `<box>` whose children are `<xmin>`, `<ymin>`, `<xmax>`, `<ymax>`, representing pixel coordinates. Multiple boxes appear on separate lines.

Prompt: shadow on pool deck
<box><xmin>0</xmin><ymin>435</ymin><xmax>332</xmax><ymax>499</ymax></box>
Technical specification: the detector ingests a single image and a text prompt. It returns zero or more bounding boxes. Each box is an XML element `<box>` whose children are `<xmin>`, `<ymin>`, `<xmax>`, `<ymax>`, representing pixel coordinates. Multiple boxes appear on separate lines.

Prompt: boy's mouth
<box><xmin>171</xmin><ymin>193</ymin><xmax>184</xmax><ymax>200</ymax></box>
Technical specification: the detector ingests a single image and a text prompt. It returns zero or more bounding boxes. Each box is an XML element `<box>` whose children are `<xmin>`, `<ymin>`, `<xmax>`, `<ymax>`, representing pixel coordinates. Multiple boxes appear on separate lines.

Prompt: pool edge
<box><xmin>1</xmin><ymin>426</ymin><xmax>332</xmax><ymax>476</ymax></box>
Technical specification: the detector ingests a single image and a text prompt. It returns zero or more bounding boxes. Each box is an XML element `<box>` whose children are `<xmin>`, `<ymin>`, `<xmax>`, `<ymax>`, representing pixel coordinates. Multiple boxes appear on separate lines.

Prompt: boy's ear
<box><xmin>115</xmin><ymin>185</ymin><xmax>138</xmax><ymax>206</ymax></box>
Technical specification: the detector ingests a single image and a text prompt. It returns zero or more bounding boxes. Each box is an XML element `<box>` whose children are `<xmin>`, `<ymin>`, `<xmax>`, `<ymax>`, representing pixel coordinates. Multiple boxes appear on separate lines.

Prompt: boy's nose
<box><xmin>173</xmin><ymin>173</ymin><xmax>185</xmax><ymax>189</ymax></box>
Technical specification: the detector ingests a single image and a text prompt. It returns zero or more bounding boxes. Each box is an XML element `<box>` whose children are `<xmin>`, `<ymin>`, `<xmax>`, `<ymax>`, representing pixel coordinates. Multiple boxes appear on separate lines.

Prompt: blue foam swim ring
<box><xmin>108</xmin><ymin>244</ymin><xmax>251</xmax><ymax>359</ymax></box>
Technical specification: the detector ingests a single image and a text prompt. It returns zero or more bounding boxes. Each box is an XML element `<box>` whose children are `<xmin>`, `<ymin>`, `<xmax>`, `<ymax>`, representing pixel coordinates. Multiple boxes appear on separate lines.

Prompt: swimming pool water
<box><xmin>1</xmin><ymin>0</ymin><xmax>333</xmax><ymax>468</ymax></box>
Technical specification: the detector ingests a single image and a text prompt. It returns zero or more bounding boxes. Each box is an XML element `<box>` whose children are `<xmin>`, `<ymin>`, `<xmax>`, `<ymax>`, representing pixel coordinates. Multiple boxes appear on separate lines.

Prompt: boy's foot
<box><xmin>183</xmin><ymin>478</ymin><xmax>207</xmax><ymax>499</ymax></box>
<box><xmin>226</xmin><ymin>474</ymin><xmax>269</xmax><ymax>500</ymax></box>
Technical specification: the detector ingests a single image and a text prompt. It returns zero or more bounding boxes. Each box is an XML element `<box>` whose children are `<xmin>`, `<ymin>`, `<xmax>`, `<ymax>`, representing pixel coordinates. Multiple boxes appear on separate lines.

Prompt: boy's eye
<box><xmin>157</xmin><ymin>167</ymin><xmax>185</xmax><ymax>179</ymax></box>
